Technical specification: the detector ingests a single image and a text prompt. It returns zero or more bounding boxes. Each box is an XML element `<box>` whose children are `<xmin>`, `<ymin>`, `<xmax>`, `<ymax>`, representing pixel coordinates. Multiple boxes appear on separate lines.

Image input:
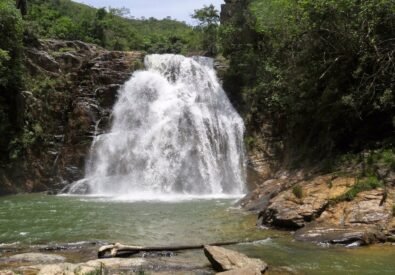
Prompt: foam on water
<box><xmin>68</xmin><ymin>54</ymin><xmax>246</xmax><ymax>200</ymax></box>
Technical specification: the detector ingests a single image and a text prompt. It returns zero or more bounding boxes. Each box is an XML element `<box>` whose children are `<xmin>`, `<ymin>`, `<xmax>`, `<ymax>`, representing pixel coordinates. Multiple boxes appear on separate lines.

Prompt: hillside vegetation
<box><xmin>220</xmin><ymin>0</ymin><xmax>395</xmax><ymax>167</ymax></box>
<box><xmin>26</xmin><ymin>0</ymin><xmax>203</xmax><ymax>53</ymax></box>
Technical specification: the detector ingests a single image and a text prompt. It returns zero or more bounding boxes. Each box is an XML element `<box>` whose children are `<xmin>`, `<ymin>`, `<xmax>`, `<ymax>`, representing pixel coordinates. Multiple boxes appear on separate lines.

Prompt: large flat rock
<box><xmin>4</xmin><ymin>253</ymin><xmax>66</xmax><ymax>264</ymax></box>
<box><xmin>258</xmin><ymin>176</ymin><xmax>356</xmax><ymax>229</ymax></box>
<box><xmin>204</xmin><ymin>245</ymin><xmax>267</xmax><ymax>273</ymax></box>
<box><xmin>217</xmin><ymin>265</ymin><xmax>262</xmax><ymax>275</ymax></box>
<box><xmin>294</xmin><ymin>189</ymin><xmax>392</xmax><ymax>244</ymax></box>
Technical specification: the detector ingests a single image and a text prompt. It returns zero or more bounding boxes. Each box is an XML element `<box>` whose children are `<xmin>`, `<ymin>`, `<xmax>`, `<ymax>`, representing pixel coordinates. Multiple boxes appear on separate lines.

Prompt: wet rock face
<box><xmin>0</xmin><ymin>39</ymin><xmax>144</xmax><ymax>195</ymax></box>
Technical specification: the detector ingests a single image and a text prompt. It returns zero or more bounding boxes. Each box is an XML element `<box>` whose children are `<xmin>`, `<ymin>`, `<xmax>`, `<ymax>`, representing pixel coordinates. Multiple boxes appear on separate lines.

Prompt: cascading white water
<box><xmin>69</xmin><ymin>54</ymin><xmax>246</xmax><ymax>198</ymax></box>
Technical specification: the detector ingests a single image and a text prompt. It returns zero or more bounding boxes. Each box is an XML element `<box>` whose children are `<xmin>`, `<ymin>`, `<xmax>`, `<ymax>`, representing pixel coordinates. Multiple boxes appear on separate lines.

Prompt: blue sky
<box><xmin>73</xmin><ymin>0</ymin><xmax>224</xmax><ymax>23</ymax></box>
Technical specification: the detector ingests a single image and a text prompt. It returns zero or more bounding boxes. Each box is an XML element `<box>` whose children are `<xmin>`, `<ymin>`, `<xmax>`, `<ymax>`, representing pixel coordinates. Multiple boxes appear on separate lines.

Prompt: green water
<box><xmin>1</xmin><ymin>194</ymin><xmax>395</xmax><ymax>274</ymax></box>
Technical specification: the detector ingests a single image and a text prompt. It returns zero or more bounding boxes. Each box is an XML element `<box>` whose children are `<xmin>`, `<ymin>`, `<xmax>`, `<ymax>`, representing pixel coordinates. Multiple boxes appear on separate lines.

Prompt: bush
<box><xmin>334</xmin><ymin>176</ymin><xmax>384</xmax><ymax>202</ymax></box>
<box><xmin>292</xmin><ymin>185</ymin><xmax>303</xmax><ymax>199</ymax></box>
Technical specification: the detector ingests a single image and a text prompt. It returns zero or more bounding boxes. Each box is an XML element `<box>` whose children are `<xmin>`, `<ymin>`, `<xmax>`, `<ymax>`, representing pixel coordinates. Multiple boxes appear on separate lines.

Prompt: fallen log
<box><xmin>98</xmin><ymin>241</ymin><xmax>241</xmax><ymax>258</ymax></box>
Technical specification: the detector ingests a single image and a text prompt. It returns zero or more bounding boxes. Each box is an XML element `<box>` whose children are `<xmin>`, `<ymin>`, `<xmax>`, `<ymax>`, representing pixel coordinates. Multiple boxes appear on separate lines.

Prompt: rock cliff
<box><xmin>0</xmin><ymin>39</ymin><xmax>144</xmax><ymax>195</ymax></box>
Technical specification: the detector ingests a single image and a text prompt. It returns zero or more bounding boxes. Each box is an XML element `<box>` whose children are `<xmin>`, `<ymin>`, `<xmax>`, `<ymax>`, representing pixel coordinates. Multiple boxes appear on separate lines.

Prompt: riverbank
<box><xmin>1</xmin><ymin>194</ymin><xmax>395</xmax><ymax>274</ymax></box>
<box><xmin>242</xmin><ymin>152</ymin><xmax>395</xmax><ymax>246</ymax></box>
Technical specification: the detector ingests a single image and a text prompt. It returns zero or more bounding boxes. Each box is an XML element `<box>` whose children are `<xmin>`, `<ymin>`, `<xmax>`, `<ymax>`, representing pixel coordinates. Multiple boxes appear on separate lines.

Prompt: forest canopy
<box><xmin>220</xmin><ymin>0</ymin><xmax>395</xmax><ymax>165</ymax></box>
<box><xmin>24</xmin><ymin>0</ymin><xmax>204</xmax><ymax>54</ymax></box>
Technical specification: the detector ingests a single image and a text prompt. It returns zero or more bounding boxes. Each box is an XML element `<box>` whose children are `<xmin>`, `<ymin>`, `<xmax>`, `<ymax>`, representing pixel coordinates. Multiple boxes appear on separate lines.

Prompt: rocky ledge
<box><xmin>0</xmin><ymin>246</ymin><xmax>270</xmax><ymax>275</ymax></box>
<box><xmin>0</xmin><ymin>39</ymin><xmax>144</xmax><ymax>195</ymax></box>
<box><xmin>241</xmin><ymin>164</ymin><xmax>395</xmax><ymax>246</ymax></box>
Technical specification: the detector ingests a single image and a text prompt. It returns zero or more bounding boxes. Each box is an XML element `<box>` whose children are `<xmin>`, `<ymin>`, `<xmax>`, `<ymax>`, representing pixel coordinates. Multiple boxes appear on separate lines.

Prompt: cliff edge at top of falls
<box><xmin>0</xmin><ymin>39</ymin><xmax>144</xmax><ymax>195</ymax></box>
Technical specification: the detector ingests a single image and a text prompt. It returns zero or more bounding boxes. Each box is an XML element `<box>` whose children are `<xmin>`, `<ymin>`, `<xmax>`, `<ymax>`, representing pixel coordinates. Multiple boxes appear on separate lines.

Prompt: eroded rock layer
<box><xmin>0</xmin><ymin>39</ymin><xmax>144</xmax><ymax>195</ymax></box>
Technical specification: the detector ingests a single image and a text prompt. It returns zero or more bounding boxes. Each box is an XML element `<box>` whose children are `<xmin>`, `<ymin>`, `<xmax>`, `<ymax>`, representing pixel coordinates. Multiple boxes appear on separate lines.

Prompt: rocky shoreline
<box><xmin>0</xmin><ymin>243</ymin><xmax>272</xmax><ymax>275</ymax></box>
<box><xmin>241</xmin><ymin>161</ymin><xmax>395</xmax><ymax>246</ymax></box>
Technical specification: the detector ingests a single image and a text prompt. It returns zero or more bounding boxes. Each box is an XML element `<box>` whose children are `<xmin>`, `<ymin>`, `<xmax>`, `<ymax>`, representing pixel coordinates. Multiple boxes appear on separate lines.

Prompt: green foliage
<box><xmin>367</xmin><ymin>149</ymin><xmax>395</xmax><ymax>171</ymax></box>
<box><xmin>244</xmin><ymin>136</ymin><xmax>257</xmax><ymax>150</ymax></box>
<box><xmin>292</xmin><ymin>185</ymin><xmax>303</xmax><ymax>199</ymax></box>
<box><xmin>192</xmin><ymin>5</ymin><xmax>220</xmax><ymax>56</ymax></box>
<box><xmin>221</xmin><ymin>0</ymin><xmax>395</xmax><ymax>165</ymax></box>
<box><xmin>8</xmin><ymin>123</ymin><xmax>44</xmax><ymax>160</ymax></box>
<box><xmin>25</xmin><ymin>0</ymin><xmax>203</xmax><ymax>54</ymax></box>
<box><xmin>26</xmin><ymin>75</ymin><xmax>60</xmax><ymax>94</ymax></box>
<box><xmin>192</xmin><ymin>4</ymin><xmax>220</xmax><ymax>27</ymax></box>
<box><xmin>0</xmin><ymin>0</ymin><xmax>24</xmax><ymax>160</ymax></box>
<box><xmin>0</xmin><ymin>49</ymin><xmax>11</xmax><ymax>87</ymax></box>
<box><xmin>334</xmin><ymin>176</ymin><xmax>383</xmax><ymax>202</ymax></box>
<box><xmin>0</xmin><ymin>0</ymin><xmax>24</xmax><ymax>90</ymax></box>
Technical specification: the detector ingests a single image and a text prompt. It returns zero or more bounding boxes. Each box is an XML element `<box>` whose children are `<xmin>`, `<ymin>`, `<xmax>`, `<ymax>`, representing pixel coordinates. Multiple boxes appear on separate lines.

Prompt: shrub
<box><xmin>334</xmin><ymin>176</ymin><xmax>384</xmax><ymax>202</ymax></box>
<box><xmin>292</xmin><ymin>185</ymin><xmax>303</xmax><ymax>199</ymax></box>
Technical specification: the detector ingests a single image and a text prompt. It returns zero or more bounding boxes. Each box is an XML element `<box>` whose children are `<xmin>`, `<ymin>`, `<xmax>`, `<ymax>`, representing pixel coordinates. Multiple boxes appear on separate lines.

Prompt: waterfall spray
<box><xmin>69</xmin><ymin>54</ymin><xmax>246</xmax><ymax>198</ymax></box>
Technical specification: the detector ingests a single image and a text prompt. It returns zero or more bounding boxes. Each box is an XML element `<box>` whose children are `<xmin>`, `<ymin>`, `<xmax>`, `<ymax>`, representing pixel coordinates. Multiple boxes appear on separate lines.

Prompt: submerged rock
<box><xmin>294</xmin><ymin>224</ymin><xmax>384</xmax><ymax>245</ymax></box>
<box><xmin>204</xmin><ymin>245</ymin><xmax>267</xmax><ymax>273</ymax></box>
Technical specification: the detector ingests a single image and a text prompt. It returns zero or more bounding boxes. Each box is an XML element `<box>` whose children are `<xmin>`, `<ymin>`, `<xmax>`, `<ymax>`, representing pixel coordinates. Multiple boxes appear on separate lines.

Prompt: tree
<box><xmin>92</xmin><ymin>8</ymin><xmax>107</xmax><ymax>46</ymax></box>
<box><xmin>0</xmin><ymin>0</ymin><xmax>23</xmax><ymax>91</ymax></box>
<box><xmin>192</xmin><ymin>4</ymin><xmax>219</xmax><ymax>56</ymax></box>
<box><xmin>0</xmin><ymin>0</ymin><xmax>24</xmax><ymax>155</ymax></box>
<box><xmin>221</xmin><ymin>0</ymin><xmax>395</xmax><ymax>164</ymax></box>
<box><xmin>16</xmin><ymin>0</ymin><xmax>27</xmax><ymax>16</ymax></box>
<box><xmin>192</xmin><ymin>4</ymin><xmax>219</xmax><ymax>27</ymax></box>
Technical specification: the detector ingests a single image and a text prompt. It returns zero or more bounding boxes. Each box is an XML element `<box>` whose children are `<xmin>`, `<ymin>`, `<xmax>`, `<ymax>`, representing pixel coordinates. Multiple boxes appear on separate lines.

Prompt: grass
<box><xmin>332</xmin><ymin>176</ymin><xmax>384</xmax><ymax>203</ymax></box>
<box><xmin>292</xmin><ymin>185</ymin><xmax>303</xmax><ymax>199</ymax></box>
<box><xmin>326</xmin><ymin>179</ymin><xmax>333</xmax><ymax>188</ymax></box>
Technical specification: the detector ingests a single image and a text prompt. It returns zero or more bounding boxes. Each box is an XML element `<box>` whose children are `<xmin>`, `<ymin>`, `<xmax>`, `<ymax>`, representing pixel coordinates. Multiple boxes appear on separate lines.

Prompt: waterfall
<box><xmin>68</xmin><ymin>54</ymin><xmax>246</xmax><ymax>198</ymax></box>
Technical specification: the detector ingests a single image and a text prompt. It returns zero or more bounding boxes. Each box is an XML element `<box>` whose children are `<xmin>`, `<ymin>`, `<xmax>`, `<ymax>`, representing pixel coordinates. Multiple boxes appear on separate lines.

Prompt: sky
<box><xmin>73</xmin><ymin>0</ymin><xmax>224</xmax><ymax>24</ymax></box>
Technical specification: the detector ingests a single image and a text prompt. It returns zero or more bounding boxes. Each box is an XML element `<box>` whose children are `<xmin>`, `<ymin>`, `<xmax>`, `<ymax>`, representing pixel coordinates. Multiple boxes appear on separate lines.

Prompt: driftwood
<box><xmin>98</xmin><ymin>241</ymin><xmax>241</xmax><ymax>258</ymax></box>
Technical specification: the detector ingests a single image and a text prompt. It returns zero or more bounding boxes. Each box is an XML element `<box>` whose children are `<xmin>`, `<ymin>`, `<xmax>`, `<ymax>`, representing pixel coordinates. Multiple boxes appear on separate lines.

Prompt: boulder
<box><xmin>238</xmin><ymin>178</ymin><xmax>292</xmax><ymax>212</ymax></box>
<box><xmin>203</xmin><ymin>246</ymin><xmax>267</xmax><ymax>273</ymax></box>
<box><xmin>258</xmin><ymin>176</ymin><xmax>356</xmax><ymax>229</ymax></box>
<box><xmin>294</xmin><ymin>224</ymin><xmax>384</xmax><ymax>245</ymax></box>
<box><xmin>37</xmin><ymin>264</ymin><xmax>75</xmax><ymax>275</ymax></box>
<box><xmin>6</xmin><ymin>253</ymin><xmax>66</xmax><ymax>264</ymax></box>
<box><xmin>83</xmin><ymin>258</ymin><xmax>145</xmax><ymax>269</ymax></box>
<box><xmin>217</xmin><ymin>266</ymin><xmax>262</xmax><ymax>275</ymax></box>
<box><xmin>25</xmin><ymin>48</ymin><xmax>60</xmax><ymax>74</ymax></box>
<box><xmin>11</xmin><ymin>258</ymin><xmax>145</xmax><ymax>275</ymax></box>
<box><xmin>294</xmin><ymin>188</ymin><xmax>392</xmax><ymax>244</ymax></box>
